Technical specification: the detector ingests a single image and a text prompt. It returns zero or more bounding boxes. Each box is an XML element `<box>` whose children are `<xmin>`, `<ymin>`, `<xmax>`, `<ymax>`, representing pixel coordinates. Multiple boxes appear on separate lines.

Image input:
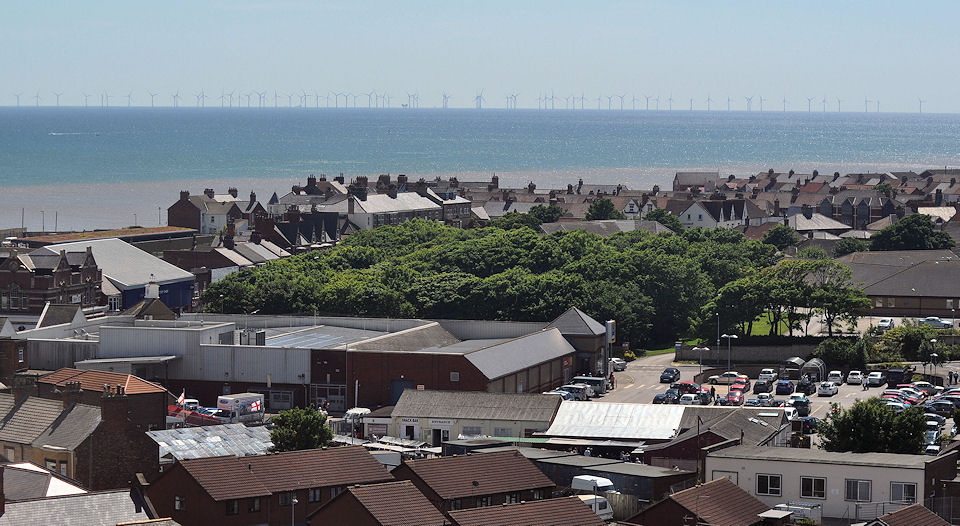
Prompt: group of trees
<box><xmin>818</xmin><ymin>399</ymin><xmax>926</xmax><ymax>454</ymax></box>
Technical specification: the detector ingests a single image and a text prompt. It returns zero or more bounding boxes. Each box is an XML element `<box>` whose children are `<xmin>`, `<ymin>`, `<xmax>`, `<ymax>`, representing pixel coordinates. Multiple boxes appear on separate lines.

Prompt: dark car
<box><xmin>671</xmin><ymin>382</ymin><xmax>702</xmax><ymax>395</ymax></box>
<box><xmin>775</xmin><ymin>380</ymin><xmax>795</xmax><ymax>395</ymax></box>
<box><xmin>660</xmin><ymin>368</ymin><xmax>681</xmax><ymax>383</ymax></box>
<box><xmin>924</xmin><ymin>400</ymin><xmax>955</xmax><ymax>417</ymax></box>
<box><xmin>695</xmin><ymin>389</ymin><xmax>712</xmax><ymax>405</ymax></box>
<box><xmin>797</xmin><ymin>416</ymin><xmax>820</xmax><ymax>434</ymax></box>
<box><xmin>797</xmin><ymin>377</ymin><xmax>817</xmax><ymax>395</ymax></box>
<box><xmin>653</xmin><ymin>388</ymin><xmax>680</xmax><ymax>404</ymax></box>
<box><xmin>753</xmin><ymin>379</ymin><xmax>773</xmax><ymax>394</ymax></box>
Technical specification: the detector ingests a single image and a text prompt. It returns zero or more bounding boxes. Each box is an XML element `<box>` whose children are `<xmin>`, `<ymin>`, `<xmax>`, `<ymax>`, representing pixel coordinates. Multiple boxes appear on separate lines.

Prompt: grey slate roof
<box><xmin>36</xmin><ymin>304</ymin><xmax>82</xmax><ymax>328</ymax></box>
<box><xmin>0</xmin><ymin>489</ymin><xmax>154</xmax><ymax>525</ymax></box>
<box><xmin>0</xmin><ymin>395</ymin><xmax>70</xmax><ymax>445</ymax></box>
<box><xmin>32</xmin><ymin>404</ymin><xmax>102</xmax><ymax>451</ymax></box>
<box><xmin>547</xmin><ymin>307</ymin><xmax>606</xmax><ymax>336</ymax></box>
<box><xmin>392</xmin><ymin>390</ymin><xmax>561</xmax><ymax>422</ymax></box>
<box><xmin>146</xmin><ymin>423</ymin><xmax>273</xmax><ymax>461</ymax></box>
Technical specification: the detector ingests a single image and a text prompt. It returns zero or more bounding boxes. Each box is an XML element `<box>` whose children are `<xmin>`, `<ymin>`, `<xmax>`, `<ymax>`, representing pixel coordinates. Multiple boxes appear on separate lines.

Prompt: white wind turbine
<box><xmin>706</xmin><ymin>95</ymin><xmax>712</xmax><ymax>111</ymax></box>
<box><xmin>53</xmin><ymin>92</ymin><xmax>62</xmax><ymax>107</ymax></box>
<box><xmin>148</xmin><ymin>92</ymin><xmax>158</xmax><ymax>107</ymax></box>
<box><xmin>918</xmin><ymin>98</ymin><xmax>925</xmax><ymax>114</ymax></box>
<box><xmin>474</xmin><ymin>90</ymin><xmax>484</xmax><ymax>109</ymax></box>
<box><xmin>744</xmin><ymin>95</ymin><xmax>753</xmax><ymax>112</ymax></box>
<box><xmin>14</xmin><ymin>93</ymin><xmax>21</xmax><ymax>107</ymax></box>
<box><xmin>806</xmin><ymin>97</ymin><xmax>814</xmax><ymax>112</ymax></box>
<box><xmin>126</xmin><ymin>92</ymin><xmax>133</xmax><ymax>107</ymax></box>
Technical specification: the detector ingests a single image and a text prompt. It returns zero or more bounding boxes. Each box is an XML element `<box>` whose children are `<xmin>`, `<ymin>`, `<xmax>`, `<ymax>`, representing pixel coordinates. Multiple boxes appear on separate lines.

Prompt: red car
<box><xmin>672</xmin><ymin>382</ymin><xmax>702</xmax><ymax>395</ymax></box>
<box><xmin>730</xmin><ymin>382</ymin><xmax>749</xmax><ymax>393</ymax></box>
<box><xmin>725</xmin><ymin>390</ymin><xmax>744</xmax><ymax>406</ymax></box>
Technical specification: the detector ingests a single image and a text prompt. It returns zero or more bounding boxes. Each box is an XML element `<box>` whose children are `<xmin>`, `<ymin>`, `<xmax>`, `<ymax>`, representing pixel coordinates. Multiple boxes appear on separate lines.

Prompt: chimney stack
<box><xmin>334</xmin><ymin>174</ymin><xmax>345</xmax><ymax>184</ymax></box>
<box><xmin>307</xmin><ymin>175</ymin><xmax>317</xmax><ymax>190</ymax></box>
<box><xmin>224</xmin><ymin>220</ymin><xmax>236</xmax><ymax>250</ymax></box>
<box><xmin>527</xmin><ymin>181</ymin><xmax>536</xmax><ymax>194</ymax></box>
<box><xmin>203</xmin><ymin>188</ymin><xmax>215</xmax><ymax>199</ymax></box>
<box><xmin>228</xmin><ymin>187</ymin><xmax>238</xmax><ymax>198</ymax></box>
<box><xmin>488</xmin><ymin>175</ymin><xmax>499</xmax><ymax>191</ymax></box>
<box><xmin>348</xmin><ymin>195</ymin><xmax>356</xmax><ymax>215</ymax></box>
<box><xmin>179</xmin><ymin>190</ymin><xmax>190</xmax><ymax>201</ymax></box>
<box><xmin>249</xmin><ymin>191</ymin><xmax>257</xmax><ymax>204</ymax></box>
<box><xmin>386</xmin><ymin>184</ymin><xmax>398</xmax><ymax>199</ymax></box>
<box><xmin>101</xmin><ymin>384</ymin><xmax>129</xmax><ymax>424</ymax></box>
<box><xmin>802</xmin><ymin>204</ymin><xmax>813</xmax><ymax>219</ymax></box>
<box><xmin>60</xmin><ymin>380</ymin><xmax>84</xmax><ymax>409</ymax></box>
<box><xmin>936</xmin><ymin>189</ymin><xmax>943</xmax><ymax>206</ymax></box>
<box><xmin>12</xmin><ymin>377</ymin><xmax>35</xmax><ymax>405</ymax></box>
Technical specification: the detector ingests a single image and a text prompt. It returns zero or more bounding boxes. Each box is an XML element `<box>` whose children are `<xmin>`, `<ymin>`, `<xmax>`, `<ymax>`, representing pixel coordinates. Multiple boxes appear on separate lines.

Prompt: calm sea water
<box><xmin>2</xmin><ymin>107</ymin><xmax>960</xmax><ymax>229</ymax></box>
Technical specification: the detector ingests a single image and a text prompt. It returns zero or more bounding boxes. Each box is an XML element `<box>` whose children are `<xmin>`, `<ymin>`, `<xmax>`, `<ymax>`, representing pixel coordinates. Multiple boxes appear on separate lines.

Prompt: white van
<box><xmin>572</xmin><ymin>376</ymin><xmax>606</xmax><ymax>396</ymax></box>
<box><xmin>214</xmin><ymin>393</ymin><xmax>265</xmax><ymax>424</ymax></box>
<box><xmin>577</xmin><ymin>495</ymin><xmax>614</xmax><ymax>521</ymax></box>
<box><xmin>572</xmin><ymin>475</ymin><xmax>617</xmax><ymax>493</ymax></box>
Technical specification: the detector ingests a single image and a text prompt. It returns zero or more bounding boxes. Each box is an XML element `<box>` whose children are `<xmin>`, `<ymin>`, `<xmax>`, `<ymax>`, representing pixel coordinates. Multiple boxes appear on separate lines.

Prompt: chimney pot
<box><xmin>228</xmin><ymin>187</ymin><xmax>238</xmax><ymax>198</ymax></box>
<box><xmin>203</xmin><ymin>188</ymin><xmax>215</xmax><ymax>198</ymax></box>
<box><xmin>180</xmin><ymin>190</ymin><xmax>190</xmax><ymax>201</ymax></box>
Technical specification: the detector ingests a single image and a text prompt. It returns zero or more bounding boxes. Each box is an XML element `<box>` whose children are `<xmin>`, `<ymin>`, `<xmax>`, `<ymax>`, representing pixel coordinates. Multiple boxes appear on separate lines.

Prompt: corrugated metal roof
<box><xmin>547</xmin><ymin>307</ymin><xmax>606</xmax><ymax>336</ymax></box>
<box><xmin>392</xmin><ymin>390</ymin><xmax>561</xmax><ymax>422</ymax></box>
<box><xmin>544</xmin><ymin>402</ymin><xmax>685</xmax><ymax>440</ymax></box>
<box><xmin>146</xmin><ymin>424</ymin><xmax>273</xmax><ymax>460</ymax></box>
<box><xmin>464</xmin><ymin>328</ymin><xmax>576</xmax><ymax>380</ymax></box>
<box><xmin>34</xmin><ymin>239</ymin><xmax>194</xmax><ymax>289</ymax></box>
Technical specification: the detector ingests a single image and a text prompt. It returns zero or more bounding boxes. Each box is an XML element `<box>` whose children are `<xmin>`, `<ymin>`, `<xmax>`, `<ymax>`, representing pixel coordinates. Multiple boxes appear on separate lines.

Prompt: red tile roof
<box><xmin>637</xmin><ymin>478</ymin><xmax>769</xmax><ymax>526</ymax></box>
<box><xmin>872</xmin><ymin>503</ymin><xmax>949</xmax><ymax>526</ymax></box>
<box><xmin>39</xmin><ymin>368</ymin><xmax>168</xmax><ymax>395</ymax></box>
<box><xmin>399</xmin><ymin>450</ymin><xmax>555</xmax><ymax>500</ymax></box>
<box><xmin>317</xmin><ymin>481</ymin><xmax>448</xmax><ymax>526</ymax></box>
<box><xmin>178</xmin><ymin>446</ymin><xmax>392</xmax><ymax>501</ymax></box>
<box><xmin>448</xmin><ymin>496</ymin><xmax>605</xmax><ymax>526</ymax></box>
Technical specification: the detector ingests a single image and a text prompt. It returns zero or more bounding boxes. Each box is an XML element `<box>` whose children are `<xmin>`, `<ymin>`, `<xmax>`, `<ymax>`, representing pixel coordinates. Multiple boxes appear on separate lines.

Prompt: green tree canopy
<box><xmin>487</xmin><ymin>211</ymin><xmax>542</xmax><ymax>230</ymax></box>
<box><xmin>761</xmin><ymin>224</ymin><xmax>802</xmax><ymax>250</ymax></box>
<box><xmin>870</xmin><ymin>214</ymin><xmax>955</xmax><ymax>251</ymax></box>
<box><xmin>643</xmin><ymin>208</ymin><xmax>683</xmax><ymax>233</ymax></box>
<box><xmin>586</xmin><ymin>198</ymin><xmax>626</xmax><ymax>220</ymax></box>
<box><xmin>833</xmin><ymin>237</ymin><xmax>869</xmax><ymax>258</ymax></box>
<box><xmin>796</xmin><ymin>246</ymin><xmax>828</xmax><ymax>260</ymax></box>
<box><xmin>818</xmin><ymin>399</ymin><xmax>925</xmax><ymax>454</ymax></box>
<box><xmin>529</xmin><ymin>204</ymin><xmax>564</xmax><ymax>224</ymax></box>
<box><xmin>269</xmin><ymin>408</ymin><xmax>333</xmax><ymax>452</ymax></box>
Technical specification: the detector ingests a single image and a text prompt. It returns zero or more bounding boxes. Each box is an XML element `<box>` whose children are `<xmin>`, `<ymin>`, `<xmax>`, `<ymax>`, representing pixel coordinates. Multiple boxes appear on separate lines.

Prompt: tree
<box><xmin>807</xmin><ymin>261</ymin><xmax>870</xmax><ymax>336</ymax></box>
<box><xmin>643</xmin><ymin>208</ymin><xmax>683</xmax><ymax>233</ymax></box>
<box><xmin>269</xmin><ymin>408</ymin><xmax>333</xmax><ymax>452</ymax></box>
<box><xmin>870</xmin><ymin>214</ymin><xmax>955</xmax><ymax>251</ymax></box>
<box><xmin>814</xmin><ymin>337</ymin><xmax>867</xmax><ymax>368</ymax></box>
<box><xmin>586</xmin><ymin>198</ymin><xmax>626</xmax><ymax>220</ymax></box>
<box><xmin>833</xmin><ymin>237</ymin><xmax>869</xmax><ymax>258</ymax></box>
<box><xmin>488</xmin><ymin>211</ymin><xmax>542</xmax><ymax>230</ymax></box>
<box><xmin>796</xmin><ymin>246</ymin><xmax>828</xmax><ymax>260</ymax></box>
<box><xmin>761</xmin><ymin>225</ymin><xmax>802</xmax><ymax>250</ymax></box>
<box><xmin>529</xmin><ymin>204</ymin><xmax>564</xmax><ymax>224</ymax></box>
<box><xmin>818</xmin><ymin>399</ymin><xmax>925</xmax><ymax>454</ymax></box>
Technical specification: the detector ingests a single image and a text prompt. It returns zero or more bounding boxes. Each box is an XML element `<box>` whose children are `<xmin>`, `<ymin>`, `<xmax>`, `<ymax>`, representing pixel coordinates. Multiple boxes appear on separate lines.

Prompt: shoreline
<box><xmin>0</xmin><ymin>161</ymin><xmax>956</xmax><ymax>231</ymax></box>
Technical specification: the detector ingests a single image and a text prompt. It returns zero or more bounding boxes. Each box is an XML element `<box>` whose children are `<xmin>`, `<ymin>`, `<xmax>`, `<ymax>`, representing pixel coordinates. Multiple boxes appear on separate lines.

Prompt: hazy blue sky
<box><xmin>3</xmin><ymin>1</ymin><xmax>958</xmax><ymax>112</ymax></box>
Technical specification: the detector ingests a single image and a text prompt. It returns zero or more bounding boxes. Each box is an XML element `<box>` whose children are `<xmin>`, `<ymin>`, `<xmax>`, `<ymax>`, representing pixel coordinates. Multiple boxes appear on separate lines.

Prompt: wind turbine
<box><xmin>102</xmin><ymin>92</ymin><xmax>111</xmax><ymax>107</ymax></box>
<box><xmin>706</xmin><ymin>95</ymin><xmax>712</xmax><ymax>111</ymax></box>
<box><xmin>727</xmin><ymin>96</ymin><xmax>731</xmax><ymax>111</ymax></box>
<box><xmin>287</xmin><ymin>92</ymin><xmax>294</xmax><ymax>107</ymax></box>
<box><xmin>876</xmin><ymin>100</ymin><xmax>879</xmax><ymax>113</ymax></box>
<box><xmin>605</xmin><ymin>95</ymin><xmax>612</xmax><ymax>110</ymax></box>
<box><xmin>53</xmin><ymin>92</ymin><xmax>62</xmax><ymax>107</ymax></box>
<box><xmin>631</xmin><ymin>94</ymin><xmax>638</xmax><ymax>110</ymax></box>
<box><xmin>617</xmin><ymin>94</ymin><xmax>626</xmax><ymax>110</ymax></box>
<box><xmin>744</xmin><ymin>96</ymin><xmax>753</xmax><ymax>112</ymax></box>
<box><xmin>782</xmin><ymin>97</ymin><xmax>787</xmax><ymax>112</ymax></box>
<box><xmin>918</xmin><ymin>98</ymin><xmax>925</xmax><ymax>114</ymax></box>
<box><xmin>14</xmin><ymin>93</ymin><xmax>21</xmax><ymax>107</ymax></box>
<box><xmin>219</xmin><ymin>91</ymin><xmax>226</xmax><ymax>108</ymax></box>
<box><xmin>864</xmin><ymin>96</ymin><xmax>871</xmax><ymax>113</ymax></box>
<box><xmin>836</xmin><ymin>98</ymin><xmax>842</xmax><ymax>112</ymax></box>
<box><xmin>806</xmin><ymin>97</ymin><xmax>814</xmax><ymax>112</ymax></box>
<box><xmin>654</xmin><ymin>96</ymin><xmax>660</xmax><ymax>111</ymax></box>
<box><xmin>148</xmin><ymin>92</ymin><xmax>157</xmax><ymax>107</ymax></box>
<box><xmin>548</xmin><ymin>91</ymin><xmax>556</xmax><ymax>110</ymax></box>
<box><xmin>758</xmin><ymin>96</ymin><xmax>765</xmax><ymax>112</ymax></box>
<box><xmin>511</xmin><ymin>94</ymin><xmax>519</xmax><ymax>109</ymax></box>
<box><xmin>667</xmin><ymin>94</ymin><xmax>673</xmax><ymax>111</ymax></box>
<box><xmin>82</xmin><ymin>93</ymin><xmax>90</xmax><ymax>107</ymax></box>
<box><xmin>822</xmin><ymin>96</ymin><xmax>827</xmax><ymax>112</ymax></box>
<box><xmin>125</xmin><ymin>92</ymin><xmax>133</xmax><ymax>107</ymax></box>
<box><xmin>644</xmin><ymin>95</ymin><xmax>651</xmax><ymax>111</ymax></box>
<box><xmin>363</xmin><ymin>90</ymin><xmax>375</xmax><ymax>108</ymax></box>
<box><xmin>689</xmin><ymin>98</ymin><xmax>694</xmax><ymax>111</ymax></box>
<box><xmin>34</xmin><ymin>91</ymin><xmax>41</xmax><ymax>106</ymax></box>
<box><xmin>172</xmin><ymin>91</ymin><xmax>180</xmax><ymax>108</ymax></box>
<box><xmin>596</xmin><ymin>95</ymin><xmax>603</xmax><ymax>110</ymax></box>
<box><xmin>441</xmin><ymin>93</ymin><xmax>451</xmax><ymax>109</ymax></box>
<box><xmin>474</xmin><ymin>90</ymin><xmax>484</xmax><ymax>109</ymax></box>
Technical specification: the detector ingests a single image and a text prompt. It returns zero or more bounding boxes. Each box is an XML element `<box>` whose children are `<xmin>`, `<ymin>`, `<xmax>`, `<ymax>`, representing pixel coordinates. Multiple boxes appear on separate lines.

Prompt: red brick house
<box><xmin>36</xmin><ymin>368</ymin><xmax>173</xmax><ymax>431</ymax></box>
<box><xmin>390</xmin><ymin>450</ymin><xmax>555</xmax><ymax>514</ymax></box>
<box><xmin>145</xmin><ymin>446</ymin><xmax>393</xmax><ymax>526</ymax></box>
<box><xmin>168</xmin><ymin>190</ymin><xmax>244</xmax><ymax>235</ymax></box>
<box><xmin>305</xmin><ymin>480</ymin><xmax>448</xmax><ymax>526</ymax></box>
<box><xmin>624</xmin><ymin>477</ymin><xmax>770</xmax><ymax>526</ymax></box>
<box><xmin>0</xmin><ymin>247</ymin><xmax>100</xmax><ymax>313</ymax></box>
<box><xmin>447</xmin><ymin>496</ymin><xmax>605</xmax><ymax>526</ymax></box>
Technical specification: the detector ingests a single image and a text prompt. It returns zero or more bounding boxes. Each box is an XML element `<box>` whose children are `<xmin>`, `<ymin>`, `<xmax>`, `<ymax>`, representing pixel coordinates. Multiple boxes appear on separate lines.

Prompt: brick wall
<box><xmin>167</xmin><ymin>199</ymin><xmax>201</xmax><ymax>231</ymax></box>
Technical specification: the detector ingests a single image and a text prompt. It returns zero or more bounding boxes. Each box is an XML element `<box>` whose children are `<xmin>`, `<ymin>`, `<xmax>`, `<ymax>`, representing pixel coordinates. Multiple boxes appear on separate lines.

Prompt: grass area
<box><xmin>748</xmin><ymin>314</ymin><xmax>790</xmax><ymax>336</ymax></box>
<box><xmin>645</xmin><ymin>339</ymin><xmax>699</xmax><ymax>355</ymax></box>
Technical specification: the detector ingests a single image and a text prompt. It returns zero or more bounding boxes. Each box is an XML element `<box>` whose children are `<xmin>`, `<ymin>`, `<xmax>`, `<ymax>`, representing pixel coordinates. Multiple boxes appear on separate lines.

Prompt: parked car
<box><xmin>846</xmin><ymin>370</ymin><xmax>864</xmax><ymax>385</ymax></box>
<box><xmin>679</xmin><ymin>394</ymin><xmax>699</xmax><ymax>405</ymax></box>
<box><xmin>924</xmin><ymin>400</ymin><xmax>955</xmax><ymax>417</ymax></box>
<box><xmin>935</xmin><ymin>395</ymin><xmax>960</xmax><ymax>408</ymax></box>
<box><xmin>897</xmin><ymin>386</ymin><xmax>925</xmax><ymax>401</ymax></box>
<box><xmin>734</xmin><ymin>376</ymin><xmax>751</xmax><ymax>391</ymax></box>
<box><xmin>925</xmin><ymin>444</ymin><xmax>941</xmax><ymax>456</ymax></box>
<box><xmin>730</xmin><ymin>381</ymin><xmax>749</xmax><ymax>394</ymax></box>
<box><xmin>911</xmin><ymin>381</ymin><xmax>941</xmax><ymax>397</ymax></box>
<box><xmin>560</xmin><ymin>384</ymin><xmax>590</xmax><ymax>401</ymax></box>
<box><xmin>660</xmin><ymin>368</ymin><xmax>681</xmax><ymax>383</ymax></box>
<box><xmin>746</xmin><ymin>393</ymin><xmax>777</xmax><ymax>407</ymax></box>
<box><xmin>775</xmin><ymin>380</ymin><xmax>795</xmax><ymax>395</ymax></box>
<box><xmin>925</xmin><ymin>430</ymin><xmax>942</xmax><ymax>446</ymax></box>
<box><xmin>753</xmin><ymin>379</ymin><xmax>773</xmax><ymax>394</ymax></box>
<box><xmin>695</xmin><ymin>389</ymin><xmax>713</xmax><ymax>405</ymax></box>
<box><xmin>725</xmin><ymin>390</ymin><xmax>744</xmax><ymax>406</ymax></box>
<box><xmin>796</xmin><ymin>376</ymin><xmax>817</xmax><ymax>395</ymax></box>
<box><xmin>653</xmin><ymin>388</ymin><xmax>680</xmax><ymax>404</ymax></box>
<box><xmin>787</xmin><ymin>396</ymin><xmax>811</xmax><ymax>417</ymax></box>
<box><xmin>758</xmin><ymin>368</ymin><xmax>778</xmax><ymax>382</ymax></box>
<box><xmin>925</xmin><ymin>412</ymin><xmax>947</xmax><ymax>426</ymax></box>
<box><xmin>609</xmin><ymin>358</ymin><xmax>627</xmax><ymax>371</ymax></box>
<box><xmin>818</xmin><ymin>381</ymin><xmax>839</xmax><ymax>396</ymax></box>
<box><xmin>920</xmin><ymin>317</ymin><xmax>952</xmax><ymax>329</ymax></box>
<box><xmin>797</xmin><ymin>416</ymin><xmax>820</xmax><ymax>434</ymax></box>
<box><xmin>542</xmin><ymin>390</ymin><xmax>576</xmax><ymax>401</ymax></box>
<box><xmin>827</xmin><ymin>370</ymin><xmax>844</xmax><ymax>383</ymax></box>
<box><xmin>867</xmin><ymin>371</ymin><xmax>886</xmax><ymax>387</ymax></box>
<box><xmin>877</xmin><ymin>318</ymin><xmax>895</xmax><ymax>331</ymax></box>
<box><xmin>886</xmin><ymin>402</ymin><xmax>908</xmax><ymax>413</ymax></box>
<box><xmin>671</xmin><ymin>382</ymin><xmax>702</xmax><ymax>395</ymax></box>
<box><xmin>708</xmin><ymin>371</ymin><xmax>742</xmax><ymax>385</ymax></box>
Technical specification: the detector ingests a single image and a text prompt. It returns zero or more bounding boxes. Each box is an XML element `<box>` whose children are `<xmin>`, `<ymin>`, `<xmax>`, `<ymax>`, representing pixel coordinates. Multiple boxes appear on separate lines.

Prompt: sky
<box><xmin>3</xmin><ymin>0</ymin><xmax>959</xmax><ymax>113</ymax></box>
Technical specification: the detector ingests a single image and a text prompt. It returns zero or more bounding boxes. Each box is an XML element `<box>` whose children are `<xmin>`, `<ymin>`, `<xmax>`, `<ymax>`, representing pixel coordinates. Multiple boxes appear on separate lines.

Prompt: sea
<box><xmin>2</xmin><ymin>107</ymin><xmax>960</xmax><ymax>231</ymax></box>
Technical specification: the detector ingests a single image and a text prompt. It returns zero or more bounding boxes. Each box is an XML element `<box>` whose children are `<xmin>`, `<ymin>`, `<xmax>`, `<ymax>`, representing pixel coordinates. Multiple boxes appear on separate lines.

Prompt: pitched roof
<box><xmin>0</xmin><ymin>489</ymin><xmax>155</xmax><ymax>525</ymax></box>
<box><xmin>3</xmin><ymin>462</ymin><xmax>87</xmax><ymax>501</ymax></box>
<box><xmin>38</xmin><ymin>368</ymin><xmax>168</xmax><ymax>395</ymax></box>
<box><xmin>663</xmin><ymin>477</ymin><xmax>769</xmax><ymax>526</ymax></box>
<box><xmin>547</xmin><ymin>307</ymin><xmax>606</xmax><ymax>336</ymax></box>
<box><xmin>316</xmin><ymin>480</ymin><xmax>448</xmax><ymax>526</ymax></box>
<box><xmin>34</xmin><ymin>239</ymin><xmax>194</xmax><ymax>289</ymax></box>
<box><xmin>448</xmin><ymin>496</ymin><xmax>605</xmax><ymax>526</ymax></box>
<box><xmin>178</xmin><ymin>446</ymin><xmax>391</xmax><ymax>501</ymax></box>
<box><xmin>868</xmin><ymin>503</ymin><xmax>950</xmax><ymax>526</ymax></box>
<box><xmin>36</xmin><ymin>304</ymin><xmax>83</xmax><ymax>329</ymax></box>
<box><xmin>146</xmin><ymin>424</ymin><xmax>273</xmax><ymax>461</ymax></box>
<box><xmin>0</xmin><ymin>395</ymin><xmax>71</xmax><ymax>445</ymax></box>
<box><xmin>540</xmin><ymin>220</ymin><xmax>673</xmax><ymax>236</ymax></box>
<box><xmin>545</xmin><ymin>402</ymin><xmax>685</xmax><ymax>440</ymax></box>
<box><xmin>463</xmin><ymin>328</ymin><xmax>577</xmax><ymax>380</ymax></box>
<box><xmin>397</xmin><ymin>450</ymin><xmax>554</xmax><ymax>499</ymax></box>
<box><xmin>392</xmin><ymin>390</ymin><xmax>561</xmax><ymax>422</ymax></box>
<box><xmin>31</xmin><ymin>404</ymin><xmax>102</xmax><ymax>450</ymax></box>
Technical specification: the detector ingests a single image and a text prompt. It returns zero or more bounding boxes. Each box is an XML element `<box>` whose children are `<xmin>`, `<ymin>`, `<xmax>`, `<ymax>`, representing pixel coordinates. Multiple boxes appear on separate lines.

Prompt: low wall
<box><xmin>676</xmin><ymin>343</ymin><xmax>817</xmax><ymax>365</ymax></box>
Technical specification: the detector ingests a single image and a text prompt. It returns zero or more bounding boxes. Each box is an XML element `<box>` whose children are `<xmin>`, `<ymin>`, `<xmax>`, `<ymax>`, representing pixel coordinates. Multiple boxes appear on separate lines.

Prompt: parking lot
<box><xmin>601</xmin><ymin>353</ymin><xmax>956</xmax><ymax>420</ymax></box>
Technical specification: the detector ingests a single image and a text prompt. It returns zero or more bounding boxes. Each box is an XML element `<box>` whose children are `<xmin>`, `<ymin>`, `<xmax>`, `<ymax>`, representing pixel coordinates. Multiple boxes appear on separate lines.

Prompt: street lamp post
<box><xmin>693</xmin><ymin>347</ymin><xmax>710</xmax><ymax>378</ymax></box>
<box><xmin>721</xmin><ymin>334</ymin><xmax>738</xmax><ymax>392</ymax></box>
<box><xmin>931</xmin><ymin>338</ymin><xmax>938</xmax><ymax>381</ymax></box>
<box><xmin>291</xmin><ymin>496</ymin><xmax>298</xmax><ymax>526</ymax></box>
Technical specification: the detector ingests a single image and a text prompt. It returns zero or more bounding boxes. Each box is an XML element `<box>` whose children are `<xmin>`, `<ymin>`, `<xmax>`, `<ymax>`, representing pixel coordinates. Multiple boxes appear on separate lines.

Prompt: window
<box><xmin>279</xmin><ymin>491</ymin><xmax>296</xmax><ymax>506</ymax></box>
<box><xmin>801</xmin><ymin>477</ymin><xmax>826</xmax><ymax>499</ymax></box>
<box><xmin>462</xmin><ymin>426</ymin><xmax>482</xmax><ymax>436</ymax></box>
<box><xmin>58</xmin><ymin>461</ymin><xmax>67</xmax><ymax>475</ymax></box>
<box><xmin>506</xmin><ymin>492</ymin><xmax>520</xmax><ymax>504</ymax></box>
<box><xmin>532</xmin><ymin>489</ymin><xmax>544</xmax><ymax>500</ymax></box>
<box><xmin>948</xmin><ymin>299</ymin><xmax>954</xmax><ymax>309</ymax></box>
<box><xmin>875</xmin><ymin>297</ymin><xmax>883</xmax><ymax>308</ymax></box>
<box><xmin>891</xmin><ymin>482</ymin><xmax>917</xmax><ymax>504</ymax></box>
<box><xmin>3</xmin><ymin>446</ymin><xmax>14</xmax><ymax>461</ymax></box>
<box><xmin>887</xmin><ymin>297</ymin><xmax>895</xmax><ymax>308</ymax></box>
<box><xmin>698</xmin><ymin>214</ymin><xmax>703</xmax><ymax>221</ymax></box>
<box><xmin>17</xmin><ymin>348</ymin><xmax>23</xmax><ymax>363</ymax></box>
<box><xmin>450</xmin><ymin>371</ymin><xmax>460</xmax><ymax>382</ymax></box>
<box><xmin>756</xmin><ymin>474</ymin><xmax>781</xmax><ymax>496</ymax></box>
<box><xmin>174</xmin><ymin>495</ymin><xmax>185</xmax><ymax>511</ymax></box>
<box><xmin>450</xmin><ymin>499</ymin><xmax>462</xmax><ymax>510</ymax></box>
<box><xmin>45</xmin><ymin>459</ymin><xmax>57</xmax><ymax>471</ymax></box>
<box><xmin>845</xmin><ymin>479</ymin><xmax>872</xmax><ymax>502</ymax></box>
<box><xmin>494</xmin><ymin>427</ymin><xmax>513</xmax><ymax>437</ymax></box>
<box><xmin>248</xmin><ymin>497</ymin><xmax>261</xmax><ymax>512</ymax></box>
<box><xmin>309</xmin><ymin>487</ymin><xmax>322</xmax><ymax>502</ymax></box>
<box><xmin>687</xmin><ymin>214</ymin><xmax>691</xmax><ymax>220</ymax></box>
<box><xmin>476</xmin><ymin>495</ymin><xmax>492</xmax><ymax>507</ymax></box>
<box><xmin>225</xmin><ymin>500</ymin><xmax>239</xmax><ymax>515</ymax></box>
